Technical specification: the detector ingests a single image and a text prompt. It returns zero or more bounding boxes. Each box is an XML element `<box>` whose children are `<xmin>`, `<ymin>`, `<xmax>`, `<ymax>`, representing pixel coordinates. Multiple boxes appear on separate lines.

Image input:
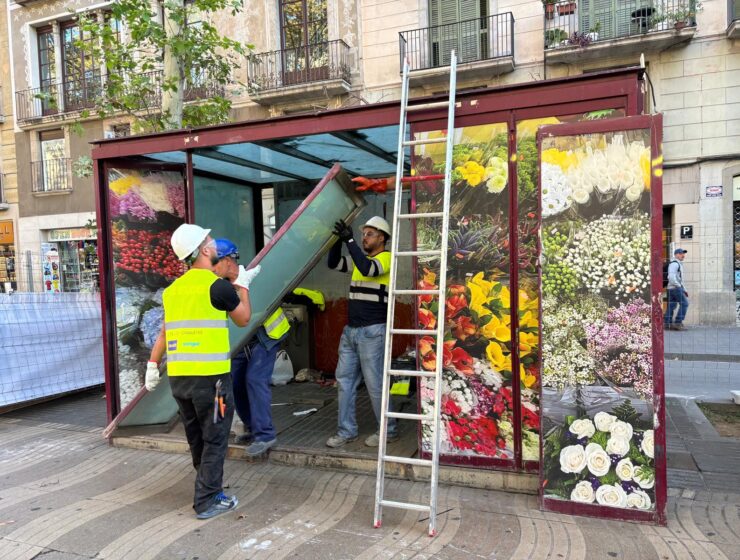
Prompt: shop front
<box><xmin>93</xmin><ymin>67</ymin><xmax>666</xmax><ymax>524</ymax></box>
<box><xmin>41</xmin><ymin>227</ymin><xmax>100</xmax><ymax>294</ymax></box>
<box><xmin>0</xmin><ymin>220</ymin><xmax>17</xmax><ymax>293</ymax></box>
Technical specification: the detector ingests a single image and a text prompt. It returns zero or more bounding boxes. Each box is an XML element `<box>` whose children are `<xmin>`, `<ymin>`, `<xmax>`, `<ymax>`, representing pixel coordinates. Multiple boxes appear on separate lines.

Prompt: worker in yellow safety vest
<box><xmin>145</xmin><ymin>224</ymin><xmax>260</xmax><ymax>520</ymax></box>
<box><xmin>325</xmin><ymin>216</ymin><xmax>399</xmax><ymax>448</ymax></box>
<box><xmin>213</xmin><ymin>238</ymin><xmax>290</xmax><ymax>456</ymax></box>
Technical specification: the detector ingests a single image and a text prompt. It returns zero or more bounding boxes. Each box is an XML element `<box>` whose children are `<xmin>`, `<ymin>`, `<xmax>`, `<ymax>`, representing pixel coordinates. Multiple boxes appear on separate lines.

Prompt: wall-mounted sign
<box><xmin>705</xmin><ymin>185</ymin><xmax>723</xmax><ymax>198</ymax></box>
<box><xmin>48</xmin><ymin>227</ymin><xmax>97</xmax><ymax>242</ymax></box>
<box><xmin>680</xmin><ymin>225</ymin><xmax>693</xmax><ymax>239</ymax></box>
<box><xmin>735</xmin><ymin>270</ymin><xmax>740</xmax><ymax>287</ymax></box>
<box><xmin>0</xmin><ymin>220</ymin><xmax>14</xmax><ymax>244</ymax></box>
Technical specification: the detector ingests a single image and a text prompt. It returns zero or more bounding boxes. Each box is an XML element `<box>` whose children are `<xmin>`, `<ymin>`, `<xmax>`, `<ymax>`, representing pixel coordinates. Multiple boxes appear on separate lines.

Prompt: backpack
<box><xmin>662</xmin><ymin>260</ymin><xmax>676</xmax><ymax>288</ymax></box>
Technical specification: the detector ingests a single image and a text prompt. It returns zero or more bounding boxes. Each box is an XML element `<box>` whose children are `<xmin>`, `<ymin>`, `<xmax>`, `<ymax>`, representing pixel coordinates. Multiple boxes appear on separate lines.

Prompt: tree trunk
<box><xmin>162</xmin><ymin>0</ymin><xmax>184</xmax><ymax>129</ymax></box>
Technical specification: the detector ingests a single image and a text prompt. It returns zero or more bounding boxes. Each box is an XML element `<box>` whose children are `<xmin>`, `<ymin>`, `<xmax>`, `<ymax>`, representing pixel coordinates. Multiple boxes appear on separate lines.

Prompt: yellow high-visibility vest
<box><xmin>349</xmin><ymin>251</ymin><xmax>391</xmax><ymax>304</ymax></box>
<box><xmin>163</xmin><ymin>268</ymin><xmax>230</xmax><ymax>376</ymax></box>
<box><xmin>263</xmin><ymin>308</ymin><xmax>290</xmax><ymax>340</ymax></box>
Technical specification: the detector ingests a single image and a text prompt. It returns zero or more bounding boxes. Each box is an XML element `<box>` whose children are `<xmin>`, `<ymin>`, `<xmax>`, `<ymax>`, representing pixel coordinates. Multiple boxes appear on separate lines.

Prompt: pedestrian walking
<box><xmin>664</xmin><ymin>248</ymin><xmax>689</xmax><ymax>331</ymax></box>
<box><xmin>213</xmin><ymin>238</ymin><xmax>290</xmax><ymax>457</ymax></box>
<box><xmin>325</xmin><ymin>216</ymin><xmax>399</xmax><ymax>448</ymax></box>
<box><xmin>145</xmin><ymin>224</ymin><xmax>260</xmax><ymax>519</ymax></box>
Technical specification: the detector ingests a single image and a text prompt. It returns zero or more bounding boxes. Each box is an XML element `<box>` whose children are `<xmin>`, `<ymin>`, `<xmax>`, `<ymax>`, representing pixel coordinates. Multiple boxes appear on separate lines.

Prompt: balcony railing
<box><xmin>31</xmin><ymin>159</ymin><xmax>72</xmax><ymax>194</ymax></box>
<box><xmin>400</xmin><ymin>12</ymin><xmax>514</xmax><ymax>72</ymax></box>
<box><xmin>247</xmin><ymin>40</ymin><xmax>351</xmax><ymax>93</ymax></box>
<box><xmin>544</xmin><ymin>0</ymin><xmax>698</xmax><ymax>50</ymax></box>
<box><xmin>16</xmin><ymin>71</ymin><xmax>224</xmax><ymax>123</ymax></box>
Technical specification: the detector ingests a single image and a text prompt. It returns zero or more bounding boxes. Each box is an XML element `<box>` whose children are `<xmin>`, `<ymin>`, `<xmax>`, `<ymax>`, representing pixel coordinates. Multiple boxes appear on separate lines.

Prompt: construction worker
<box><xmin>326</xmin><ymin>216</ymin><xmax>399</xmax><ymax>448</ymax></box>
<box><xmin>145</xmin><ymin>224</ymin><xmax>260</xmax><ymax>520</ymax></box>
<box><xmin>212</xmin><ymin>238</ymin><xmax>290</xmax><ymax>456</ymax></box>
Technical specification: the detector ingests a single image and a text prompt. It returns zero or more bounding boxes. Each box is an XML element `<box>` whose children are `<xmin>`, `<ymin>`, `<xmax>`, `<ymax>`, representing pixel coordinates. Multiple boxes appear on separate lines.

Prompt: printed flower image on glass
<box><xmin>543</xmin><ymin>400</ymin><xmax>655</xmax><ymax>511</ymax></box>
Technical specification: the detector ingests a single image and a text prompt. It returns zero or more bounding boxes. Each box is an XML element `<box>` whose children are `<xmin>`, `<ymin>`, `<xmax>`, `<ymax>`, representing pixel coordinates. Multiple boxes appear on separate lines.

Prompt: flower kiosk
<box><xmin>93</xmin><ymin>67</ymin><xmax>665</xmax><ymax>525</ymax></box>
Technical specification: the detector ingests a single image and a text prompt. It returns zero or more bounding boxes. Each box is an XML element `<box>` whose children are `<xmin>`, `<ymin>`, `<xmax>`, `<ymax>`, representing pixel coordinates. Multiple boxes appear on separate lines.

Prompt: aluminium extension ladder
<box><xmin>373</xmin><ymin>51</ymin><xmax>458</xmax><ymax>537</ymax></box>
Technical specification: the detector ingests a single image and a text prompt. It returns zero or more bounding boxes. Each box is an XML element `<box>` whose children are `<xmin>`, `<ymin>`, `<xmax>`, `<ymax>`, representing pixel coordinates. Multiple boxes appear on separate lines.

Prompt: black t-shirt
<box><xmin>209</xmin><ymin>278</ymin><xmax>240</xmax><ymax>312</ymax></box>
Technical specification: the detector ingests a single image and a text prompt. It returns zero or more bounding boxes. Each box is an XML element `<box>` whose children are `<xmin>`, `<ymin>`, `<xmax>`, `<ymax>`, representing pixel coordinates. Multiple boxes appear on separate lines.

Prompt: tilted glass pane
<box><xmin>115</xmin><ymin>165</ymin><xmax>365</xmax><ymax>430</ymax></box>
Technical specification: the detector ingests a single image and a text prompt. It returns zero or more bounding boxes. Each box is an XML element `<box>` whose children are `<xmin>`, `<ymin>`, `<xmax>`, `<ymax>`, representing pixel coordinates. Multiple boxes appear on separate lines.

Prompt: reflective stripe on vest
<box><xmin>263</xmin><ymin>308</ymin><xmax>290</xmax><ymax>340</ymax></box>
<box><xmin>162</xmin><ymin>268</ymin><xmax>231</xmax><ymax>376</ymax></box>
<box><xmin>349</xmin><ymin>251</ymin><xmax>391</xmax><ymax>304</ymax></box>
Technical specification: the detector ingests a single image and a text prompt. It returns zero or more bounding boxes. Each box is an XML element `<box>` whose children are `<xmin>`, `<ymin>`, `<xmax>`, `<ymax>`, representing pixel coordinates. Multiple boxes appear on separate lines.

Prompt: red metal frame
<box><xmin>91</xmin><ymin>68</ymin><xmax>646</xmax><ymax>160</ymax></box>
<box><xmin>535</xmin><ymin>115</ymin><xmax>666</xmax><ymax>525</ymax></box>
<box><xmin>93</xmin><ymin>68</ymin><xmax>648</xmax><ymax>469</ymax></box>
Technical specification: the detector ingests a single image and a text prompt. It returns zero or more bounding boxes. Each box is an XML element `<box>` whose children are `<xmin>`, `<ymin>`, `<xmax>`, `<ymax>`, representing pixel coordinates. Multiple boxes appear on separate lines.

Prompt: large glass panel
<box><xmin>539</xmin><ymin>125</ymin><xmax>659</xmax><ymax>514</ymax></box>
<box><xmin>193</xmin><ymin>176</ymin><xmax>256</xmax><ymax>346</ymax></box>
<box><xmin>413</xmin><ymin>123</ymin><xmax>515</xmax><ymax>464</ymax></box>
<box><xmin>515</xmin><ymin>109</ymin><xmax>627</xmax><ymax>468</ymax></box>
<box><xmin>108</xmin><ymin>166</ymin><xmax>187</xmax><ymax>411</ymax></box>
<box><xmin>114</xmin><ymin>165</ymin><xmax>365</xmax><ymax>430</ymax></box>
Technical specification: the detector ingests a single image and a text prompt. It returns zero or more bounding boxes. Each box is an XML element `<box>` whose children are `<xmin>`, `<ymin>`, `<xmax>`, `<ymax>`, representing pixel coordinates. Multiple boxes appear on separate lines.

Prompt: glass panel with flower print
<box><xmin>539</xmin><ymin>127</ymin><xmax>657</xmax><ymax>512</ymax></box>
<box><xmin>515</xmin><ymin>109</ymin><xmax>627</xmax><ymax>467</ymax></box>
<box><xmin>107</xmin><ymin>167</ymin><xmax>188</xmax><ymax>414</ymax></box>
<box><xmin>413</xmin><ymin>123</ymin><xmax>515</xmax><ymax>464</ymax></box>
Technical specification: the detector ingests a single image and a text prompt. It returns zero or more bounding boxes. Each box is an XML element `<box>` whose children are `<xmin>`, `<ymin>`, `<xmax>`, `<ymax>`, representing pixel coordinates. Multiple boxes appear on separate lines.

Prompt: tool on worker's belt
<box><xmin>213</xmin><ymin>379</ymin><xmax>225</xmax><ymax>424</ymax></box>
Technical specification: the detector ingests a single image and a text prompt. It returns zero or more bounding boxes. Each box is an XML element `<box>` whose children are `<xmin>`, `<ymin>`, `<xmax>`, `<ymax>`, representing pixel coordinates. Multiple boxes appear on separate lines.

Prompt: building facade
<box><xmin>4</xmin><ymin>0</ymin><xmax>740</xmax><ymax>321</ymax></box>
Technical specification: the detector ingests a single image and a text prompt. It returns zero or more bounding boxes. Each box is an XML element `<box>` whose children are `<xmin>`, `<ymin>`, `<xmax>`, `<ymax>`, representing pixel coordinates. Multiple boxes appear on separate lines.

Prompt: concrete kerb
<box><xmin>110</xmin><ymin>435</ymin><xmax>538</xmax><ymax>495</ymax></box>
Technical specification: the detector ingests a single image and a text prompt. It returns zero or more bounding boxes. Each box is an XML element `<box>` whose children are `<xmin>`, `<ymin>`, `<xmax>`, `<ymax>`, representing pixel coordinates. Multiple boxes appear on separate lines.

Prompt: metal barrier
<box><xmin>31</xmin><ymin>159</ymin><xmax>72</xmax><ymax>193</ymax></box>
<box><xmin>247</xmin><ymin>40</ymin><xmax>352</xmax><ymax>93</ymax></box>
<box><xmin>544</xmin><ymin>0</ymin><xmax>699</xmax><ymax>50</ymax></box>
<box><xmin>400</xmin><ymin>12</ymin><xmax>514</xmax><ymax>72</ymax></box>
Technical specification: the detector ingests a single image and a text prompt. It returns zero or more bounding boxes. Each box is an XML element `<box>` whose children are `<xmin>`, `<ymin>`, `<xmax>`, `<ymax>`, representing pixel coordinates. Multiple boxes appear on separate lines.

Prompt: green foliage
<box><xmin>599</xmin><ymin>471</ymin><xmax>618</xmax><ymax>486</ymax></box>
<box><xmin>612</xmin><ymin>399</ymin><xmax>642</xmax><ymax>425</ymax></box>
<box><xmin>515</xmin><ymin>136</ymin><xmax>538</xmax><ymax>204</ymax></box>
<box><xmin>73</xmin><ymin>156</ymin><xmax>93</xmax><ymax>178</ymax></box>
<box><xmin>74</xmin><ymin>0</ymin><xmax>253</xmax><ymax>132</ymax></box>
<box><xmin>591</xmin><ymin>430</ymin><xmax>608</xmax><ymax>449</ymax></box>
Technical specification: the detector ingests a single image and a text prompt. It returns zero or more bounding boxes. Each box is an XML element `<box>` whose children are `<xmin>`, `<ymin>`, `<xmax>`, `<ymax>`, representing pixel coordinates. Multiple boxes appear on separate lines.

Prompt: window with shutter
<box><xmin>580</xmin><ymin>0</ymin><xmax>654</xmax><ymax>40</ymax></box>
<box><xmin>429</xmin><ymin>0</ymin><xmax>484</xmax><ymax>66</ymax></box>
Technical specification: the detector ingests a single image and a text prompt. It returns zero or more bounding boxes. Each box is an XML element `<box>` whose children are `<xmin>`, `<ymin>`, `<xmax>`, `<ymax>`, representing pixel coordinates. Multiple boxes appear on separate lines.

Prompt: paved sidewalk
<box><xmin>0</xmin><ymin>402</ymin><xmax>739</xmax><ymax>559</ymax></box>
<box><xmin>664</xmin><ymin>327</ymin><xmax>740</xmax><ymax>402</ymax></box>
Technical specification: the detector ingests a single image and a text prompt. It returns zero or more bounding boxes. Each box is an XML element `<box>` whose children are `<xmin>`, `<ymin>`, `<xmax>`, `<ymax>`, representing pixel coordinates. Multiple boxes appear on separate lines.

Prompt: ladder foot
<box><xmin>374</xmin><ymin>520</ymin><xmax>382</xmax><ymax>528</ymax></box>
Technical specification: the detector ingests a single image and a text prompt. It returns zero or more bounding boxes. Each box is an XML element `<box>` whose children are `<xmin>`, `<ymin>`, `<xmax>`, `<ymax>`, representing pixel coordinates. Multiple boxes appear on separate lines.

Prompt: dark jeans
<box><xmin>664</xmin><ymin>287</ymin><xmax>689</xmax><ymax>325</ymax></box>
<box><xmin>231</xmin><ymin>341</ymin><xmax>278</xmax><ymax>442</ymax></box>
<box><xmin>169</xmin><ymin>373</ymin><xmax>234</xmax><ymax>514</ymax></box>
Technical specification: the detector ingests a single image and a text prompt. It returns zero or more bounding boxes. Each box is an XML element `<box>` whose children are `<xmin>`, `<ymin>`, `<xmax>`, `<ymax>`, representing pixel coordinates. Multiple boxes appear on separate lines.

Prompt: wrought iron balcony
<box><xmin>544</xmin><ymin>1</ymin><xmax>698</xmax><ymax>57</ymax></box>
<box><xmin>31</xmin><ymin>158</ymin><xmax>72</xmax><ymax>194</ymax></box>
<box><xmin>16</xmin><ymin>71</ymin><xmax>223</xmax><ymax>124</ymax></box>
<box><xmin>247</xmin><ymin>40</ymin><xmax>352</xmax><ymax>96</ymax></box>
<box><xmin>16</xmin><ymin>75</ymin><xmax>102</xmax><ymax>123</ymax></box>
<box><xmin>399</xmin><ymin>12</ymin><xmax>514</xmax><ymax>75</ymax></box>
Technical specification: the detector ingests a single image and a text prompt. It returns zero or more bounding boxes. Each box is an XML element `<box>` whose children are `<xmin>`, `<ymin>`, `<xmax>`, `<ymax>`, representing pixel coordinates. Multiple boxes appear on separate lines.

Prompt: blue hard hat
<box><xmin>214</xmin><ymin>238</ymin><xmax>239</xmax><ymax>260</ymax></box>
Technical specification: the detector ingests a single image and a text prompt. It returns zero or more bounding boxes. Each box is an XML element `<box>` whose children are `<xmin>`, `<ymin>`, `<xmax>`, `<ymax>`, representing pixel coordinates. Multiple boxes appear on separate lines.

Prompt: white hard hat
<box><xmin>362</xmin><ymin>216</ymin><xmax>391</xmax><ymax>238</ymax></box>
<box><xmin>171</xmin><ymin>223</ymin><xmax>211</xmax><ymax>261</ymax></box>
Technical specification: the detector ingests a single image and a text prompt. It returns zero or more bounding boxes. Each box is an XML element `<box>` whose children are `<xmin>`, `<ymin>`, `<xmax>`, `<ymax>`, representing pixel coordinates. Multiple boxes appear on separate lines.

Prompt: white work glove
<box><xmin>234</xmin><ymin>264</ymin><xmax>261</xmax><ymax>290</ymax></box>
<box><xmin>145</xmin><ymin>361</ymin><xmax>161</xmax><ymax>392</ymax></box>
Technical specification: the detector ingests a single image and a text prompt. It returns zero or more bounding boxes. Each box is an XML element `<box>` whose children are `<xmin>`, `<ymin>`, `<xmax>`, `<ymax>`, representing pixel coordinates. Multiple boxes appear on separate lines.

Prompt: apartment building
<box><xmin>4</xmin><ymin>0</ymin><xmax>740</xmax><ymax>321</ymax></box>
<box><xmin>1</xmin><ymin>1</ymin><xmax>18</xmax><ymax>292</ymax></box>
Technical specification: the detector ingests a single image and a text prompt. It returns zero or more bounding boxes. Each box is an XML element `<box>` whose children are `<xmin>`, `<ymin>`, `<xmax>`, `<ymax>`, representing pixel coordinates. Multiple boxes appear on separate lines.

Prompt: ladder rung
<box><xmin>388</xmin><ymin>369</ymin><xmax>436</xmax><ymax>378</ymax></box>
<box><xmin>383</xmin><ymin>455</ymin><xmax>433</xmax><ymax>467</ymax></box>
<box><xmin>406</xmin><ymin>101</ymin><xmax>450</xmax><ymax>112</ymax></box>
<box><xmin>395</xmin><ymin>250</ymin><xmax>442</xmax><ymax>257</ymax></box>
<box><xmin>390</xmin><ymin>328</ymin><xmax>436</xmax><ymax>336</ymax></box>
<box><xmin>403</xmin><ymin>137</ymin><xmax>447</xmax><ymax>147</ymax></box>
<box><xmin>393</xmin><ymin>289</ymin><xmax>440</xmax><ymax>296</ymax></box>
<box><xmin>398</xmin><ymin>212</ymin><xmax>445</xmax><ymax>219</ymax></box>
<box><xmin>386</xmin><ymin>411</ymin><xmax>434</xmax><ymax>421</ymax></box>
<box><xmin>380</xmin><ymin>499</ymin><xmax>431</xmax><ymax>512</ymax></box>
